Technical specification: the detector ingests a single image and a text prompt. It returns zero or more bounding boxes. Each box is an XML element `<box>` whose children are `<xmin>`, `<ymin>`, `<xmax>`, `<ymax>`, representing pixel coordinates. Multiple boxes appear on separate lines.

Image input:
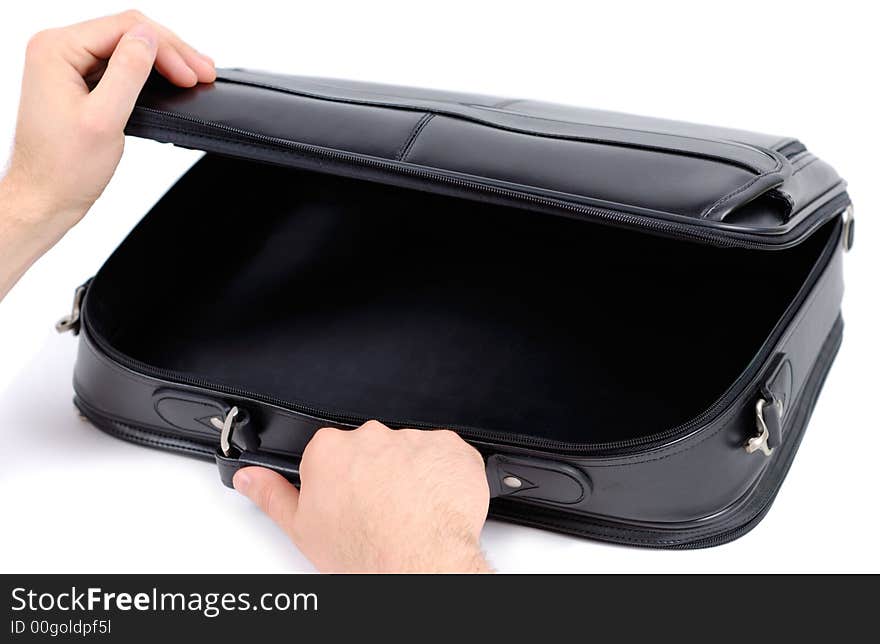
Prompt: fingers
<box><xmin>86</xmin><ymin>24</ymin><xmax>158</xmax><ymax>129</ymax></box>
<box><xmin>153</xmin><ymin>42</ymin><xmax>198</xmax><ymax>88</ymax></box>
<box><xmin>163</xmin><ymin>33</ymin><xmax>215</xmax><ymax>84</ymax></box>
<box><xmin>61</xmin><ymin>10</ymin><xmax>215</xmax><ymax>86</ymax></box>
<box><xmin>233</xmin><ymin>466</ymin><xmax>301</xmax><ymax>537</ymax></box>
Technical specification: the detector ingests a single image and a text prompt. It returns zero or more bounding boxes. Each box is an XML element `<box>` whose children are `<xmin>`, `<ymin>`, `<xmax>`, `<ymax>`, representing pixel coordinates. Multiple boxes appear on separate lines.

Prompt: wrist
<box><xmin>435</xmin><ymin>540</ymin><xmax>492</xmax><ymax>573</ymax></box>
<box><xmin>378</xmin><ymin>532</ymin><xmax>491</xmax><ymax>573</ymax></box>
<box><xmin>433</xmin><ymin>535</ymin><xmax>492</xmax><ymax>573</ymax></box>
<box><xmin>0</xmin><ymin>172</ymin><xmax>81</xmax><ymax>298</ymax></box>
<box><xmin>0</xmin><ymin>169</ymin><xmax>82</xmax><ymax>243</ymax></box>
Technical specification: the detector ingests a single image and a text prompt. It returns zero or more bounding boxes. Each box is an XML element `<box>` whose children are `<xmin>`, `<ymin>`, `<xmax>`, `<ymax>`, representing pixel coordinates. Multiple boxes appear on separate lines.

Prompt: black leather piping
<box><xmin>215</xmin><ymin>72</ymin><xmax>780</xmax><ymax>174</ymax></box>
<box><xmin>228</xmin><ymin>71</ymin><xmax>787</xmax><ymax>161</ymax></box>
<box><xmin>75</xmin><ymin>398</ymin><xmax>215</xmax><ymax>460</ymax></box>
<box><xmin>217</xmin><ymin>70</ymin><xmax>784</xmax><ymax>175</ymax></box>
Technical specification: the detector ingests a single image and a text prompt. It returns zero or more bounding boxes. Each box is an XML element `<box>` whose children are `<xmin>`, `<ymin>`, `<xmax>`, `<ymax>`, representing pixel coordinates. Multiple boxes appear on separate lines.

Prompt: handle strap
<box><xmin>215</xmin><ymin>446</ymin><xmax>591</xmax><ymax>505</ymax></box>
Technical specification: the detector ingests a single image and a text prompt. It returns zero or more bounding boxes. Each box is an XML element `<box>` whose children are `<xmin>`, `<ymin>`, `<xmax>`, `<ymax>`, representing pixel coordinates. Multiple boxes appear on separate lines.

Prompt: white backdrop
<box><xmin>0</xmin><ymin>0</ymin><xmax>877</xmax><ymax>573</ymax></box>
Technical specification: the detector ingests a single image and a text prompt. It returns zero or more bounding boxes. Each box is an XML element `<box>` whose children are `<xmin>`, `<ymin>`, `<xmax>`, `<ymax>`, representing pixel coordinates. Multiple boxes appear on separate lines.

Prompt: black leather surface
<box><xmin>127</xmin><ymin>69</ymin><xmax>846</xmax><ymax>237</ymax></box>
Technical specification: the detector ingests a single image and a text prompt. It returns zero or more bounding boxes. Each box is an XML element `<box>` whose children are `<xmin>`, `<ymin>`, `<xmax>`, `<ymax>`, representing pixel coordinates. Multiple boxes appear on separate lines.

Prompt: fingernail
<box><xmin>199</xmin><ymin>52</ymin><xmax>215</xmax><ymax>67</ymax></box>
<box><xmin>126</xmin><ymin>23</ymin><xmax>157</xmax><ymax>49</ymax></box>
<box><xmin>232</xmin><ymin>469</ymin><xmax>251</xmax><ymax>495</ymax></box>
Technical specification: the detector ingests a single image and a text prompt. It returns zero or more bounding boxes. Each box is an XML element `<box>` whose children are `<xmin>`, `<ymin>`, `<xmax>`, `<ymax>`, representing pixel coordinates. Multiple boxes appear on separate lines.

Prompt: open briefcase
<box><xmin>60</xmin><ymin>69</ymin><xmax>853</xmax><ymax>548</ymax></box>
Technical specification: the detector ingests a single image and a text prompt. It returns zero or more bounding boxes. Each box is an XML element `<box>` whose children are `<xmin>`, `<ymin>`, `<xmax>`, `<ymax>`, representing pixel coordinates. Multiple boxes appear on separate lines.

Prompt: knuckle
<box><xmin>466</xmin><ymin>443</ymin><xmax>486</xmax><ymax>467</ymax></box>
<box><xmin>359</xmin><ymin>419</ymin><xmax>389</xmax><ymax>433</ymax></box>
<box><xmin>313</xmin><ymin>426</ymin><xmax>342</xmax><ymax>443</ymax></box>
<box><xmin>434</xmin><ymin>428</ymin><xmax>462</xmax><ymax>444</ymax></box>
<box><xmin>304</xmin><ymin>427</ymin><xmax>341</xmax><ymax>455</ymax></box>
<box><xmin>121</xmin><ymin>8</ymin><xmax>146</xmax><ymax>22</ymax></box>
<box><xmin>301</xmin><ymin>427</ymin><xmax>345</xmax><ymax>477</ymax></box>
<box><xmin>25</xmin><ymin>30</ymin><xmax>55</xmax><ymax>59</ymax></box>
<box><xmin>115</xmin><ymin>42</ymin><xmax>153</xmax><ymax>68</ymax></box>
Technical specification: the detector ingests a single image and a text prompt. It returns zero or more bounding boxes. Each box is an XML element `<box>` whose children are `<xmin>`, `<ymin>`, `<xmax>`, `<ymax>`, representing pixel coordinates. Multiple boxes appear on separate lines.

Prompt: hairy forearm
<box><xmin>0</xmin><ymin>173</ymin><xmax>67</xmax><ymax>300</ymax></box>
<box><xmin>368</xmin><ymin>531</ymin><xmax>492</xmax><ymax>574</ymax></box>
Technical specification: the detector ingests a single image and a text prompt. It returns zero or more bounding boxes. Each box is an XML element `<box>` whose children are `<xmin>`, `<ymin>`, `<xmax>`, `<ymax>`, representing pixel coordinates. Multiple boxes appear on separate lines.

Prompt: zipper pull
<box><xmin>56</xmin><ymin>284</ymin><xmax>88</xmax><ymax>335</ymax></box>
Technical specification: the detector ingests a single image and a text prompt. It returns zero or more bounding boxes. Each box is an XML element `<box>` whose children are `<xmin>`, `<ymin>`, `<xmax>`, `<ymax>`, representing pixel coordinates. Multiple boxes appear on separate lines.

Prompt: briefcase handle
<box><xmin>212</xmin><ymin>407</ymin><xmax>591</xmax><ymax>505</ymax></box>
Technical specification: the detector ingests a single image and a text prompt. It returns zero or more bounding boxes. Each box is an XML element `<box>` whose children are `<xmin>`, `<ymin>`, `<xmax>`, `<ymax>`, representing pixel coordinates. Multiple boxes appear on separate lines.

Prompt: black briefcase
<box><xmin>61</xmin><ymin>69</ymin><xmax>852</xmax><ymax>548</ymax></box>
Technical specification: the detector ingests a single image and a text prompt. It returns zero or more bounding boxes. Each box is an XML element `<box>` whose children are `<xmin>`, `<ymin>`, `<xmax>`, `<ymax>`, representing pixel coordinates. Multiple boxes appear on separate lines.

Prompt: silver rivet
<box><xmin>502</xmin><ymin>476</ymin><xmax>522</xmax><ymax>489</ymax></box>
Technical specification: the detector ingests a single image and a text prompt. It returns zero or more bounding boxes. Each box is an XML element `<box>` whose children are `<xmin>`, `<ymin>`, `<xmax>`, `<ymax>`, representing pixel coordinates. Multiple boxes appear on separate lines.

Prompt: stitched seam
<box><xmin>491</xmin><ymin>98</ymin><xmax>524</xmax><ymax>109</ymax></box>
<box><xmin>769</xmin><ymin>136</ymin><xmax>794</xmax><ymax>150</ymax></box>
<box><xmin>700</xmin><ymin>156</ymin><xmax>783</xmax><ymax>220</ymax></box>
<box><xmin>785</xmin><ymin>180</ymin><xmax>847</xmax><ymax>218</ymax></box>
<box><xmin>136</xmin><ymin>123</ymin><xmax>381</xmax><ymax>164</ymax></box>
<box><xmin>587</xmin><ymin>239</ymin><xmax>837</xmax><ymax>469</ymax></box>
<box><xmin>198</xmin><ymin>75</ymin><xmax>803</xmax><ymax>217</ymax></box>
<box><xmin>77</xmin><ymin>394</ymin><xmax>214</xmax><ymax>452</ymax></box>
<box><xmin>199</xmin><ymin>79</ymin><xmax>778</xmax><ymax>174</ymax></box>
<box><xmin>497</xmin><ymin>456</ymin><xmax>586</xmax><ymax>504</ymax></box>
<box><xmin>134</xmin><ymin>118</ymin><xmax>783</xmax><ymax>221</ymax></box>
<box><xmin>102</xmin><ymin>419</ymin><xmax>211</xmax><ymax>456</ymax></box>
<box><xmin>791</xmin><ymin>156</ymin><xmax>820</xmax><ymax>177</ymax></box>
<box><xmin>395</xmin><ymin>113</ymin><xmax>434</xmax><ymax>161</ymax></box>
<box><xmin>787</xmin><ymin>150</ymin><xmax>811</xmax><ymax>165</ymax></box>
<box><xmin>491</xmin><ymin>320</ymin><xmax>841</xmax><ymax>545</ymax></box>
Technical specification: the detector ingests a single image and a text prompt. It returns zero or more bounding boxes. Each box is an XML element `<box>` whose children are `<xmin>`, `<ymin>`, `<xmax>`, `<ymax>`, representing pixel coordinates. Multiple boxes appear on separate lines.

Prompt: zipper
<box><xmin>79</xmin><ymin>313</ymin><xmax>844</xmax><ymax>550</ymax></box>
<box><xmin>663</xmin><ymin>314</ymin><xmax>842</xmax><ymax>548</ymax></box>
<box><xmin>487</xmin><ymin>315</ymin><xmax>843</xmax><ymax>548</ymax></box>
<box><xmin>75</xmin><ymin>211</ymin><xmax>842</xmax><ymax>458</ymax></box>
<box><xmin>129</xmin><ymin>106</ymin><xmax>849</xmax><ymax>251</ymax></box>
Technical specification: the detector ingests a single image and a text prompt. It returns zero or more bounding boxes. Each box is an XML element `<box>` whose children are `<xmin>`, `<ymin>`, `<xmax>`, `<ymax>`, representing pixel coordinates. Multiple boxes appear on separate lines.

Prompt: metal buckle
<box><xmin>745</xmin><ymin>398</ymin><xmax>775</xmax><ymax>457</ymax></box>
<box><xmin>56</xmin><ymin>285</ymin><xmax>87</xmax><ymax>335</ymax></box>
<box><xmin>210</xmin><ymin>406</ymin><xmax>240</xmax><ymax>457</ymax></box>
<box><xmin>842</xmin><ymin>204</ymin><xmax>854</xmax><ymax>252</ymax></box>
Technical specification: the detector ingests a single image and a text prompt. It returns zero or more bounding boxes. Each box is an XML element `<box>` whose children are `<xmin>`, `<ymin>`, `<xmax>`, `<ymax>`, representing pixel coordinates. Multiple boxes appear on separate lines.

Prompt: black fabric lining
<box><xmin>87</xmin><ymin>155</ymin><xmax>832</xmax><ymax>444</ymax></box>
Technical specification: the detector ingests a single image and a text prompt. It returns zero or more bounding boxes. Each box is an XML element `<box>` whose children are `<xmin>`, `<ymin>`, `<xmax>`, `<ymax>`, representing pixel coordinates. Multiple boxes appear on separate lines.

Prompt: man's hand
<box><xmin>0</xmin><ymin>11</ymin><xmax>215</xmax><ymax>298</ymax></box>
<box><xmin>234</xmin><ymin>421</ymin><xmax>493</xmax><ymax>573</ymax></box>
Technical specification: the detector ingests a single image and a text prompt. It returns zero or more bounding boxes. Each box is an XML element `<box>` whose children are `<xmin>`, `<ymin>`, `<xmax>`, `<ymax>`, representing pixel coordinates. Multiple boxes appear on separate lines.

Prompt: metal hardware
<box><xmin>842</xmin><ymin>204</ymin><xmax>855</xmax><ymax>251</ymax></box>
<box><xmin>745</xmin><ymin>398</ymin><xmax>775</xmax><ymax>457</ymax></box>
<box><xmin>210</xmin><ymin>406</ymin><xmax>240</xmax><ymax>457</ymax></box>
<box><xmin>502</xmin><ymin>476</ymin><xmax>523</xmax><ymax>489</ymax></box>
<box><xmin>75</xmin><ymin>405</ymin><xmax>90</xmax><ymax>423</ymax></box>
<box><xmin>55</xmin><ymin>285</ymin><xmax>87</xmax><ymax>335</ymax></box>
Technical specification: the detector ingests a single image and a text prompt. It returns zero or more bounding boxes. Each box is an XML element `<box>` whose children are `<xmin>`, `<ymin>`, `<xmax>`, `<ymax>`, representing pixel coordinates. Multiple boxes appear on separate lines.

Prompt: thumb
<box><xmin>87</xmin><ymin>23</ymin><xmax>158</xmax><ymax>129</ymax></box>
<box><xmin>233</xmin><ymin>466</ymin><xmax>300</xmax><ymax>536</ymax></box>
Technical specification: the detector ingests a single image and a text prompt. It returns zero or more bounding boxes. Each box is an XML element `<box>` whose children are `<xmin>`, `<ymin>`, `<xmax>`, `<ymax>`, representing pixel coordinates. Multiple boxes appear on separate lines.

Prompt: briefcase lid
<box><xmin>125</xmin><ymin>69</ymin><xmax>849</xmax><ymax>249</ymax></box>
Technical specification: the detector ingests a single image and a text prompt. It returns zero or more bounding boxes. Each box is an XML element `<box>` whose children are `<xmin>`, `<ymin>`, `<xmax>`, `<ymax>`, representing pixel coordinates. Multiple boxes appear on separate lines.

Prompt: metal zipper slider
<box><xmin>56</xmin><ymin>284</ymin><xmax>87</xmax><ymax>335</ymax></box>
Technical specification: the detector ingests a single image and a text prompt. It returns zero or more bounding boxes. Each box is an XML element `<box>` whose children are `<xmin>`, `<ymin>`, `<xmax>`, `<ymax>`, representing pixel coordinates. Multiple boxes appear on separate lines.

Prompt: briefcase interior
<box><xmin>84</xmin><ymin>155</ymin><xmax>838</xmax><ymax>446</ymax></box>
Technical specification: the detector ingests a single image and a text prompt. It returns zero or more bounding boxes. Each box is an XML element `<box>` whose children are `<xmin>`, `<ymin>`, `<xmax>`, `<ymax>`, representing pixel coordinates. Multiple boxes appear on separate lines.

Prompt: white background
<box><xmin>0</xmin><ymin>0</ymin><xmax>877</xmax><ymax>573</ymax></box>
